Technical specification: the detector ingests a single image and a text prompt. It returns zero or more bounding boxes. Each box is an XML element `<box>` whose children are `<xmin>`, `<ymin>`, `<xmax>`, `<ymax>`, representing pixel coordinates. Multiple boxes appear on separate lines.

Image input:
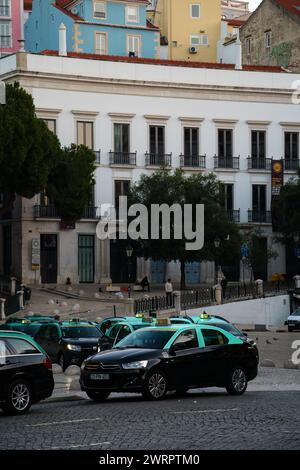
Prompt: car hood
<box><xmin>87</xmin><ymin>348</ymin><xmax>161</xmax><ymax>364</ymax></box>
<box><xmin>63</xmin><ymin>338</ymin><xmax>99</xmax><ymax>347</ymax></box>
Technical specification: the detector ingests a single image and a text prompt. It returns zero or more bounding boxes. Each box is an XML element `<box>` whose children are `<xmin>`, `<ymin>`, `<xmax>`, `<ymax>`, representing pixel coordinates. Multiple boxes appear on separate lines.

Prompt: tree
<box><xmin>0</xmin><ymin>83</ymin><xmax>61</xmax><ymax>209</ymax></box>
<box><xmin>276</xmin><ymin>171</ymin><xmax>300</xmax><ymax>243</ymax></box>
<box><xmin>47</xmin><ymin>144</ymin><xmax>96</xmax><ymax>223</ymax></box>
<box><xmin>242</xmin><ymin>228</ymin><xmax>278</xmax><ymax>282</ymax></box>
<box><xmin>129</xmin><ymin>169</ymin><xmax>241</xmax><ymax>289</ymax></box>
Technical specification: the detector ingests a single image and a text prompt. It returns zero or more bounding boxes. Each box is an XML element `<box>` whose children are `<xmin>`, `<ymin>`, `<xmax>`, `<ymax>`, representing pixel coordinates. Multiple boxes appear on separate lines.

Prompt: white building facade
<box><xmin>0</xmin><ymin>52</ymin><xmax>299</xmax><ymax>286</ymax></box>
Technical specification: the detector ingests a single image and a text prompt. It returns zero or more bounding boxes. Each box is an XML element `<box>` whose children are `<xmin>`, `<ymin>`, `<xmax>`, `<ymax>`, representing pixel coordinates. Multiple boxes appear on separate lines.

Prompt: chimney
<box><xmin>235</xmin><ymin>31</ymin><xmax>242</xmax><ymax>70</ymax></box>
<box><xmin>59</xmin><ymin>23</ymin><xmax>67</xmax><ymax>57</ymax></box>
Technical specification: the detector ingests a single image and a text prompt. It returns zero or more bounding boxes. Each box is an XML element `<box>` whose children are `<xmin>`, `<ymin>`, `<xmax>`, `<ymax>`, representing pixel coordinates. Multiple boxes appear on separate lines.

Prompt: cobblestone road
<box><xmin>1</xmin><ymin>390</ymin><xmax>300</xmax><ymax>450</ymax></box>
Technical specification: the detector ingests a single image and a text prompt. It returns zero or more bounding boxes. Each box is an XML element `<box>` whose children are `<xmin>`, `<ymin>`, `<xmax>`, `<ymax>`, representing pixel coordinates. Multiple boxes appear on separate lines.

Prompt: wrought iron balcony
<box><xmin>180</xmin><ymin>154</ymin><xmax>206</xmax><ymax>169</ymax></box>
<box><xmin>214</xmin><ymin>156</ymin><xmax>240</xmax><ymax>170</ymax></box>
<box><xmin>283</xmin><ymin>159</ymin><xmax>300</xmax><ymax>172</ymax></box>
<box><xmin>248</xmin><ymin>210</ymin><xmax>272</xmax><ymax>224</ymax></box>
<box><xmin>145</xmin><ymin>153</ymin><xmax>172</xmax><ymax>167</ymax></box>
<box><xmin>93</xmin><ymin>150</ymin><xmax>101</xmax><ymax>164</ymax></box>
<box><xmin>34</xmin><ymin>205</ymin><xmax>59</xmax><ymax>219</ymax></box>
<box><xmin>81</xmin><ymin>206</ymin><xmax>101</xmax><ymax>219</ymax></box>
<box><xmin>247</xmin><ymin>157</ymin><xmax>272</xmax><ymax>171</ymax></box>
<box><xmin>109</xmin><ymin>152</ymin><xmax>136</xmax><ymax>166</ymax></box>
<box><xmin>226</xmin><ymin>210</ymin><xmax>240</xmax><ymax>223</ymax></box>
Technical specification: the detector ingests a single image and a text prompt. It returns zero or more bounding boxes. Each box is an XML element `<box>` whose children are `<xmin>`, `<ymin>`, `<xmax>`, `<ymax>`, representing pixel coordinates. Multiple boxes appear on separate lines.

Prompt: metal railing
<box><xmin>109</xmin><ymin>152</ymin><xmax>136</xmax><ymax>166</ymax></box>
<box><xmin>180</xmin><ymin>154</ymin><xmax>206</xmax><ymax>169</ymax></box>
<box><xmin>81</xmin><ymin>206</ymin><xmax>101</xmax><ymax>219</ymax></box>
<box><xmin>214</xmin><ymin>156</ymin><xmax>240</xmax><ymax>170</ymax></box>
<box><xmin>34</xmin><ymin>205</ymin><xmax>60</xmax><ymax>219</ymax></box>
<box><xmin>226</xmin><ymin>209</ymin><xmax>240</xmax><ymax>223</ymax></box>
<box><xmin>248</xmin><ymin>210</ymin><xmax>272</xmax><ymax>224</ymax></box>
<box><xmin>181</xmin><ymin>288</ymin><xmax>213</xmax><ymax>310</ymax></box>
<box><xmin>145</xmin><ymin>153</ymin><xmax>172</xmax><ymax>167</ymax></box>
<box><xmin>284</xmin><ymin>159</ymin><xmax>300</xmax><ymax>171</ymax></box>
<box><xmin>134</xmin><ymin>294</ymin><xmax>175</xmax><ymax>314</ymax></box>
<box><xmin>247</xmin><ymin>157</ymin><xmax>272</xmax><ymax>170</ymax></box>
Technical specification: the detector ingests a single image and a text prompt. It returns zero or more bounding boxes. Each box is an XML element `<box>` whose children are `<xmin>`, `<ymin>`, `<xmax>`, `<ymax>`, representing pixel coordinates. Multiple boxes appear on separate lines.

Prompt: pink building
<box><xmin>0</xmin><ymin>0</ymin><xmax>31</xmax><ymax>56</ymax></box>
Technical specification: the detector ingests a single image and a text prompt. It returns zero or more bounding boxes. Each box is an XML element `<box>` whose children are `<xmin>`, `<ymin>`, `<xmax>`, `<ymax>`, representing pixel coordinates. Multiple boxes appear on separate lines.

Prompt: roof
<box><xmin>40</xmin><ymin>50</ymin><xmax>285</xmax><ymax>73</ymax></box>
<box><xmin>227</xmin><ymin>18</ymin><xmax>247</xmax><ymax>26</ymax></box>
<box><xmin>275</xmin><ymin>0</ymin><xmax>300</xmax><ymax>18</ymax></box>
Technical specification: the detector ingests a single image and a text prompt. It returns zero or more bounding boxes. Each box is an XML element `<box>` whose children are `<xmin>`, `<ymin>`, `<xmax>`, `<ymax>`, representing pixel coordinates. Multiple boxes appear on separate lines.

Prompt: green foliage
<box><xmin>0</xmin><ymin>83</ymin><xmax>61</xmax><ymax>198</ymax></box>
<box><xmin>47</xmin><ymin>144</ymin><xmax>96</xmax><ymax>223</ymax></box>
<box><xmin>243</xmin><ymin>228</ymin><xmax>278</xmax><ymax>280</ymax></box>
<box><xmin>276</xmin><ymin>172</ymin><xmax>300</xmax><ymax>243</ymax></box>
<box><xmin>129</xmin><ymin>169</ymin><xmax>241</xmax><ymax>287</ymax></box>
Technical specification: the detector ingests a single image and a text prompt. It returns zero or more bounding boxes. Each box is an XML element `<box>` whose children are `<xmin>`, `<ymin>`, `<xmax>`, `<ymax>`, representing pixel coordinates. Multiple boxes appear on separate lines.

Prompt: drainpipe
<box><xmin>59</xmin><ymin>23</ymin><xmax>67</xmax><ymax>57</ymax></box>
<box><xmin>235</xmin><ymin>30</ymin><xmax>242</xmax><ymax>70</ymax></box>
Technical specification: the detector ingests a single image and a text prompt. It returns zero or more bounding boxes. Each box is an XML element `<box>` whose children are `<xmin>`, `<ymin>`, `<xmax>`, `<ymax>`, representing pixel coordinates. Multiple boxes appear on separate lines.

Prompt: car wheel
<box><xmin>86</xmin><ymin>391</ymin><xmax>110</xmax><ymax>402</ymax></box>
<box><xmin>142</xmin><ymin>370</ymin><xmax>168</xmax><ymax>401</ymax></box>
<box><xmin>225</xmin><ymin>367</ymin><xmax>248</xmax><ymax>396</ymax></box>
<box><xmin>2</xmin><ymin>379</ymin><xmax>33</xmax><ymax>415</ymax></box>
<box><xmin>288</xmin><ymin>326</ymin><xmax>294</xmax><ymax>332</ymax></box>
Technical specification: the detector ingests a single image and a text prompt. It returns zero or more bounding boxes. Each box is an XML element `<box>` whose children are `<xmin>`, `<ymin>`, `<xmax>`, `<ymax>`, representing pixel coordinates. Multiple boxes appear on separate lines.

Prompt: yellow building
<box><xmin>150</xmin><ymin>0</ymin><xmax>222</xmax><ymax>62</ymax></box>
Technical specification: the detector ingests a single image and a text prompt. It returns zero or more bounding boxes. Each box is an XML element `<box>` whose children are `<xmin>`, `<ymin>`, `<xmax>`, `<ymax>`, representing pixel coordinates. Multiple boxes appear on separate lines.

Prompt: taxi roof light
<box><xmin>200</xmin><ymin>313</ymin><xmax>210</xmax><ymax>320</ymax></box>
<box><xmin>135</xmin><ymin>313</ymin><xmax>145</xmax><ymax>318</ymax></box>
<box><xmin>156</xmin><ymin>318</ymin><xmax>171</xmax><ymax>326</ymax></box>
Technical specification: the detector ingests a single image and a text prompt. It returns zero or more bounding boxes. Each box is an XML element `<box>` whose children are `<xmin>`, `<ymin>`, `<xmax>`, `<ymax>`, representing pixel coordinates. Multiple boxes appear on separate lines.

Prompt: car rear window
<box><xmin>7</xmin><ymin>338</ymin><xmax>41</xmax><ymax>355</ymax></box>
<box><xmin>202</xmin><ymin>329</ymin><xmax>229</xmax><ymax>347</ymax></box>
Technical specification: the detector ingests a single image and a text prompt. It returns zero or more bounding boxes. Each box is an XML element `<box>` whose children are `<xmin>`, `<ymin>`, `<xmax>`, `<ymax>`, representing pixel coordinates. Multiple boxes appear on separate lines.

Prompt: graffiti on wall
<box><xmin>271</xmin><ymin>42</ymin><xmax>293</xmax><ymax>68</ymax></box>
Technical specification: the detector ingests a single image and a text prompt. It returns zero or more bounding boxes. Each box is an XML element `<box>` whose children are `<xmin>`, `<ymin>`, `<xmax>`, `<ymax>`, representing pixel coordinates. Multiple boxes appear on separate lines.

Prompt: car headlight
<box><xmin>67</xmin><ymin>344</ymin><xmax>82</xmax><ymax>352</ymax></box>
<box><xmin>122</xmin><ymin>360</ymin><xmax>148</xmax><ymax>370</ymax></box>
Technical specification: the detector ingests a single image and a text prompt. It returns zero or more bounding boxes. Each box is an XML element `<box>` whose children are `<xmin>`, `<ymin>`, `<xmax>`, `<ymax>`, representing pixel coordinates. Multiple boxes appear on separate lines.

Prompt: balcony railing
<box><xmin>109</xmin><ymin>152</ymin><xmax>136</xmax><ymax>166</ymax></box>
<box><xmin>145</xmin><ymin>153</ymin><xmax>172</xmax><ymax>167</ymax></box>
<box><xmin>34</xmin><ymin>205</ymin><xmax>59</xmax><ymax>219</ymax></box>
<box><xmin>180</xmin><ymin>154</ymin><xmax>206</xmax><ymax>169</ymax></box>
<box><xmin>284</xmin><ymin>159</ymin><xmax>300</xmax><ymax>172</ymax></box>
<box><xmin>93</xmin><ymin>150</ymin><xmax>101</xmax><ymax>164</ymax></box>
<box><xmin>248</xmin><ymin>210</ymin><xmax>272</xmax><ymax>224</ymax></box>
<box><xmin>214</xmin><ymin>156</ymin><xmax>240</xmax><ymax>170</ymax></box>
<box><xmin>81</xmin><ymin>206</ymin><xmax>101</xmax><ymax>219</ymax></box>
<box><xmin>226</xmin><ymin>209</ymin><xmax>240</xmax><ymax>223</ymax></box>
<box><xmin>247</xmin><ymin>157</ymin><xmax>272</xmax><ymax>171</ymax></box>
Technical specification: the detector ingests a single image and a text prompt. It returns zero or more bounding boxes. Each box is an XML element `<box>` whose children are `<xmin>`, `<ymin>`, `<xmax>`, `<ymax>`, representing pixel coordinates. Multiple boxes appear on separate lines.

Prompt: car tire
<box><xmin>58</xmin><ymin>353</ymin><xmax>68</xmax><ymax>372</ymax></box>
<box><xmin>142</xmin><ymin>369</ymin><xmax>168</xmax><ymax>401</ymax></box>
<box><xmin>288</xmin><ymin>326</ymin><xmax>294</xmax><ymax>332</ymax></box>
<box><xmin>225</xmin><ymin>366</ymin><xmax>248</xmax><ymax>396</ymax></box>
<box><xmin>86</xmin><ymin>391</ymin><xmax>110</xmax><ymax>402</ymax></box>
<box><xmin>2</xmin><ymin>379</ymin><xmax>33</xmax><ymax>415</ymax></box>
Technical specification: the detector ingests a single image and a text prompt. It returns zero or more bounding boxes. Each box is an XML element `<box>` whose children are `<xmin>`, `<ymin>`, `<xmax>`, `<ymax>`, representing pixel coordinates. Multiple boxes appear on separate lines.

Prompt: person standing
<box><xmin>165</xmin><ymin>279</ymin><xmax>173</xmax><ymax>307</ymax></box>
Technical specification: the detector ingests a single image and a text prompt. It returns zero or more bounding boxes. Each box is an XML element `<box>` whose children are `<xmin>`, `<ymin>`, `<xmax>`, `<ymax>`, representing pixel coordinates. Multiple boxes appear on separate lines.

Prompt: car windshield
<box><xmin>292</xmin><ymin>309</ymin><xmax>300</xmax><ymax>316</ymax></box>
<box><xmin>115</xmin><ymin>329</ymin><xmax>175</xmax><ymax>350</ymax></box>
<box><xmin>62</xmin><ymin>326</ymin><xmax>101</xmax><ymax>339</ymax></box>
<box><xmin>209</xmin><ymin>323</ymin><xmax>243</xmax><ymax>336</ymax></box>
<box><xmin>132</xmin><ymin>324</ymin><xmax>152</xmax><ymax>330</ymax></box>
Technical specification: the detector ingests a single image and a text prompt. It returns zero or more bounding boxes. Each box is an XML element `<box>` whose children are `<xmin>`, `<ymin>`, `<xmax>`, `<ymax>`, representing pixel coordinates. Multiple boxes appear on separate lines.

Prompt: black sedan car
<box><xmin>0</xmin><ymin>331</ymin><xmax>54</xmax><ymax>415</ymax></box>
<box><xmin>35</xmin><ymin>320</ymin><xmax>102</xmax><ymax>370</ymax></box>
<box><xmin>80</xmin><ymin>323</ymin><xmax>259</xmax><ymax>402</ymax></box>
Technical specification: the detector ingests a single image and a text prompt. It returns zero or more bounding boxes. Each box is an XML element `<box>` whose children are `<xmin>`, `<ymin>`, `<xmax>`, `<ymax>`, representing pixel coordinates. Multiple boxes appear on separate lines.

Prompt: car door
<box><xmin>99</xmin><ymin>324</ymin><xmax>122</xmax><ymax>351</ymax></box>
<box><xmin>196</xmin><ymin>328</ymin><xmax>230</xmax><ymax>386</ymax></box>
<box><xmin>0</xmin><ymin>339</ymin><xmax>17</xmax><ymax>402</ymax></box>
<box><xmin>167</xmin><ymin>329</ymin><xmax>200</xmax><ymax>388</ymax></box>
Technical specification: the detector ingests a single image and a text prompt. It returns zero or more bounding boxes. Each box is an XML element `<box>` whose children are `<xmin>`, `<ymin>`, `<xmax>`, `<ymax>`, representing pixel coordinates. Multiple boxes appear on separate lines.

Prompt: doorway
<box><xmin>40</xmin><ymin>234</ymin><xmax>58</xmax><ymax>284</ymax></box>
<box><xmin>78</xmin><ymin>235</ymin><xmax>95</xmax><ymax>283</ymax></box>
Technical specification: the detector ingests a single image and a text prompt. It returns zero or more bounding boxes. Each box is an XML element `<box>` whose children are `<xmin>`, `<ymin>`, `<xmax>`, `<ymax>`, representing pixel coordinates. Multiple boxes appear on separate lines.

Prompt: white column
<box><xmin>59</xmin><ymin>23</ymin><xmax>67</xmax><ymax>57</ymax></box>
<box><xmin>0</xmin><ymin>298</ymin><xmax>6</xmax><ymax>321</ymax></box>
<box><xmin>19</xmin><ymin>0</ymin><xmax>25</xmax><ymax>51</ymax></box>
<box><xmin>17</xmin><ymin>289</ymin><xmax>24</xmax><ymax>310</ymax></box>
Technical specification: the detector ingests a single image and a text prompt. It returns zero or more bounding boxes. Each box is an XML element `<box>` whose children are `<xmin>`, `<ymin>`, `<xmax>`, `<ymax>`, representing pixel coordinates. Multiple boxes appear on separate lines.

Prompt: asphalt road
<box><xmin>1</xmin><ymin>390</ymin><xmax>300</xmax><ymax>450</ymax></box>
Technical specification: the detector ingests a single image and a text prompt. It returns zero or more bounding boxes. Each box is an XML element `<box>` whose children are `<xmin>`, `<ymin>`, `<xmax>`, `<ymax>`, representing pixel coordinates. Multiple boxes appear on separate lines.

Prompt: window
<box><xmin>43</xmin><ymin>119</ymin><xmax>56</xmax><ymax>134</ymax></box>
<box><xmin>172</xmin><ymin>330</ymin><xmax>198</xmax><ymax>351</ymax></box>
<box><xmin>0</xmin><ymin>0</ymin><xmax>10</xmax><ymax>17</ymax></box>
<box><xmin>172</xmin><ymin>41</ymin><xmax>178</xmax><ymax>47</ymax></box>
<box><xmin>7</xmin><ymin>338</ymin><xmax>40</xmax><ymax>355</ymax></box>
<box><xmin>149</xmin><ymin>126</ymin><xmax>165</xmax><ymax>154</ymax></box>
<box><xmin>220</xmin><ymin>183</ymin><xmax>234</xmax><ymax>211</ymax></box>
<box><xmin>77</xmin><ymin>121</ymin><xmax>94</xmax><ymax>149</ymax></box>
<box><xmin>184</xmin><ymin>127</ymin><xmax>199</xmax><ymax>156</ymax></box>
<box><xmin>93</xmin><ymin>1</ymin><xmax>106</xmax><ymax>19</ymax></box>
<box><xmin>190</xmin><ymin>4</ymin><xmax>200</xmax><ymax>18</ymax></box>
<box><xmin>95</xmin><ymin>32</ymin><xmax>107</xmax><ymax>55</ymax></box>
<box><xmin>190</xmin><ymin>34</ymin><xmax>208</xmax><ymax>46</ymax></box>
<box><xmin>127</xmin><ymin>35</ymin><xmax>141</xmax><ymax>57</ymax></box>
<box><xmin>285</xmin><ymin>132</ymin><xmax>299</xmax><ymax>160</ymax></box>
<box><xmin>108</xmin><ymin>324</ymin><xmax>122</xmax><ymax>340</ymax></box>
<box><xmin>0</xmin><ymin>20</ymin><xmax>11</xmax><ymax>47</ymax></box>
<box><xmin>0</xmin><ymin>339</ymin><xmax>13</xmax><ymax>366</ymax></box>
<box><xmin>218</xmin><ymin>129</ymin><xmax>233</xmax><ymax>157</ymax></box>
<box><xmin>265</xmin><ymin>30</ymin><xmax>271</xmax><ymax>49</ymax></box>
<box><xmin>246</xmin><ymin>37</ymin><xmax>251</xmax><ymax>55</ymax></box>
<box><xmin>202</xmin><ymin>329</ymin><xmax>229</xmax><ymax>347</ymax></box>
<box><xmin>114</xmin><ymin>123</ymin><xmax>130</xmax><ymax>153</ymax></box>
<box><xmin>126</xmin><ymin>5</ymin><xmax>138</xmax><ymax>23</ymax></box>
<box><xmin>116</xmin><ymin>325</ymin><xmax>131</xmax><ymax>341</ymax></box>
<box><xmin>115</xmin><ymin>180</ymin><xmax>130</xmax><ymax>214</ymax></box>
<box><xmin>251</xmin><ymin>130</ymin><xmax>266</xmax><ymax>159</ymax></box>
<box><xmin>252</xmin><ymin>185</ymin><xmax>266</xmax><ymax>212</ymax></box>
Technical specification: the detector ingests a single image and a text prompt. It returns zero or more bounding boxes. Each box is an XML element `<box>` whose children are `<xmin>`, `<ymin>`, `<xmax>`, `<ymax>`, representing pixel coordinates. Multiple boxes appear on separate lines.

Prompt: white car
<box><xmin>286</xmin><ymin>308</ymin><xmax>300</xmax><ymax>332</ymax></box>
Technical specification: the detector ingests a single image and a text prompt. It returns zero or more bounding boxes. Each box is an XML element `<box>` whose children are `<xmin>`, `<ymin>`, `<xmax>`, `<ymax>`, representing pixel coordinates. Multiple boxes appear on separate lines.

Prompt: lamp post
<box><xmin>126</xmin><ymin>244</ymin><xmax>133</xmax><ymax>297</ymax></box>
<box><xmin>214</xmin><ymin>237</ymin><xmax>221</xmax><ymax>284</ymax></box>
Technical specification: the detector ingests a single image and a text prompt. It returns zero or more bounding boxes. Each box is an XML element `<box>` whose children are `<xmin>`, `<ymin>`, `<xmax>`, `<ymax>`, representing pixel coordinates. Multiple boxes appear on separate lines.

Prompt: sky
<box><xmin>249</xmin><ymin>0</ymin><xmax>263</xmax><ymax>11</ymax></box>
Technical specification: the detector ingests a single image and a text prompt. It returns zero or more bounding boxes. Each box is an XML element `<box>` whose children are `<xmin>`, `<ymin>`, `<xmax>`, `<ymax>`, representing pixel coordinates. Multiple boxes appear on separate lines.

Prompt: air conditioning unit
<box><xmin>189</xmin><ymin>46</ymin><xmax>198</xmax><ymax>54</ymax></box>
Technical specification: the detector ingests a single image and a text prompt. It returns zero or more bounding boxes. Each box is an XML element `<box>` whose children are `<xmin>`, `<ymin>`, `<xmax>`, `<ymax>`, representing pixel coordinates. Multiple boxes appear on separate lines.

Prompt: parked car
<box><xmin>98</xmin><ymin>318</ymin><xmax>154</xmax><ymax>352</ymax></box>
<box><xmin>0</xmin><ymin>320</ymin><xmax>43</xmax><ymax>338</ymax></box>
<box><xmin>80</xmin><ymin>323</ymin><xmax>259</xmax><ymax>402</ymax></box>
<box><xmin>34</xmin><ymin>319</ymin><xmax>102</xmax><ymax>370</ymax></box>
<box><xmin>0</xmin><ymin>330</ymin><xmax>54</xmax><ymax>415</ymax></box>
<box><xmin>286</xmin><ymin>308</ymin><xmax>300</xmax><ymax>332</ymax></box>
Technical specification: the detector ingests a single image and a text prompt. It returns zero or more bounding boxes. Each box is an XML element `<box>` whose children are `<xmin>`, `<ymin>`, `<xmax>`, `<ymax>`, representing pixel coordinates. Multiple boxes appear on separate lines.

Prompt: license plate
<box><xmin>90</xmin><ymin>373</ymin><xmax>110</xmax><ymax>380</ymax></box>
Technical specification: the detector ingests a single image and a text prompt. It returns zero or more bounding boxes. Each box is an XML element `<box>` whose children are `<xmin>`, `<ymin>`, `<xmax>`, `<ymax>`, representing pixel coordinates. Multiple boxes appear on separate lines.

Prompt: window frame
<box><xmin>95</xmin><ymin>31</ymin><xmax>108</xmax><ymax>55</ymax></box>
<box><xmin>200</xmin><ymin>328</ymin><xmax>229</xmax><ymax>347</ymax></box>
<box><xmin>0</xmin><ymin>0</ymin><xmax>11</xmax><ymax>18</ymax></box>
<box><xmin>125</xmin><ymin>5</ymin><xmax>139</xmax><ymax>23</ymax></box>
<box><xmin>6</xmin><ymin>337</ymin><xmax>42</xmax><ymax>356</ymax></box>
<box><xmin>0</xmin><ymin>18</ymin><xmax>12</xmax><ymax>48</ymax></box>
<box><xmin>127</xmin><ymin>34</ymin><xmax>141</xmax><ymax>57</ymax></box>
<box><xmin>171</xmin><ymin>329</ymin><xmax>199</xmax><ymax>352</ymax></box>
<box><xmin>77</xmin><ymin>120</ymin><xmax>94</xmax><ymax>149</ymax></box>
<box><xmin>93</xmin><ymin>1</ymin><xmax>107</xmax><ymax>20</ymax></box>
<box><xmin>265</xmin><ymin>30</ymin><xmax>272</xmax><ymax>49</ymax></box>
<box><xmin>190</xmin><ymin>3</ymin><xmax>201</xmax><ymax>19</ymax></box>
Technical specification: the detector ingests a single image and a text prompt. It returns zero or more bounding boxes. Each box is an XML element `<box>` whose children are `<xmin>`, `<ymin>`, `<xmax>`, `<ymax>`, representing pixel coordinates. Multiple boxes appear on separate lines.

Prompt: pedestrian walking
<box><xmin>165</xmin><ymin>278</ymin><xmax>173</xmax><ymax>307</ymax></box>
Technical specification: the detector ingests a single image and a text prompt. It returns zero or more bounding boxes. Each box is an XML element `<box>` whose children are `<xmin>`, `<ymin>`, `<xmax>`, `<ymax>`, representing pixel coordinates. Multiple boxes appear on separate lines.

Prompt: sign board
<box><xmin>271</xmin><ymin>160</ymin><xmax>284</xmax><ymax>232</ymax></box>
<box><xmin>31</xmin><ymin>238</ymin><xmax>40</xmax><ymax>271</ymax></box>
